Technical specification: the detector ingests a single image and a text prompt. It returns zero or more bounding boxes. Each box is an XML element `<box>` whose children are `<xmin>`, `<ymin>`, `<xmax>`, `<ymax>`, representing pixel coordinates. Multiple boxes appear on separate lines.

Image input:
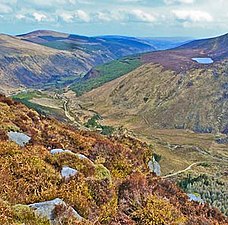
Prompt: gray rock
<box><xmin>50</xmin><ymin>149</ymin><xmax>89</xmax><ymax>160</ymax></box>
<box><xmin>148</xmin><ymin>157</ymin><xmax>161</xmax><ymax>176</ymax></box>
<box><xmin>75</xmin><ymin>153</ymin><xmax>88</xmax><ymax>160</ymax></box>
<box><xmin>188</xmin><ymin>193</ymin><xmax>204</xmax><ymax>203</ymax></box>
<box><xmin>50</xmin><ymin>149</ymin><xmax>65</xmax><ymax>154</ymax></box>
<box><xmin>29</xmin><ymin>198</ymin><xmax>83</xmax><ymax>224</ymax></box>
<box><xmin>61</xmin><ymin>166</ymin><xmax>78</xmax><ymax>179</ymax></box>
<box><xmin>7</xmin><ymin>131</ymin><xmax>31</xmax><ymax>146</ymax></box>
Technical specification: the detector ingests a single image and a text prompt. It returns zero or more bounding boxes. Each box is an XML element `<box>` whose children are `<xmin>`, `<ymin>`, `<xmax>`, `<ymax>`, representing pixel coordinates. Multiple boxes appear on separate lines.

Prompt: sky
<box><xmin>0</xmin><ymin>0</ymin><xmax>227</xmax><ymax>38</ymax></box>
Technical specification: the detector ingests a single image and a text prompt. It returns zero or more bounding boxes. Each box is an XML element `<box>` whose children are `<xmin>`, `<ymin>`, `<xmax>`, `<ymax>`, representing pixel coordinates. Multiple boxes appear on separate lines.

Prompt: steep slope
<box><xmin>76</xmin><ymin>33</ymin><xmax>228</xmax><ymax>134</ymax></box>
<box><xmin>0</xmin><ymin>34</ymin><xmax>95</xmax><ymax>94</ymax></box>
<box><xmin>177</xmin><ymin>32</ymin><xmax>228</xmax><ymax>60</ymax></box>
<box><xmin>0</xmin><ymin>94</ymin><xmax>227</xmax><ymax>224</ymax></box>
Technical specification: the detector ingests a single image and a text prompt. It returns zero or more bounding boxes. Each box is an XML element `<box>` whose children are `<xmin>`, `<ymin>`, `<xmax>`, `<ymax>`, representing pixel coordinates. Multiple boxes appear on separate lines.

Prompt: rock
<box><xmin>61</xmin><ymin>166</ymin><xmax>78</xmax><ymax>179</ymax></box>
<box><xmin>29</xmin><ymin>198</ymin><xmax>83</xmax><ymax>224</ymax></box>
<box><xmin>188</xmin><ymin>193</ymin><xmax>204</xmax><ymax>203</ymax></box>
<box><xmin>50</xmin><ymin>149</ymin><xmax>65</xmax><ymax>154</ymax></box>
<box><xmin>95</xmin><ymin>164</ymin><xmax>112</xmax><ymax>181</ymax></box>
<box><xmin>7</xmin><ymin>131</ymin><xmax>31</xmax><ymax>146</ymax></box>
<box><xmin>50</xmin><ymin>148</ymin><xmax>90</xmax><ymax>160</ymax></box>
<box><xmin>148</xmin><ymin>157</ymin><xmax>161</xmax><ymax>176</ymax></box>
<box><xmin>75</xmin><ymin>153</ymin><xmax>88</xmax><ymax>160</ymax></box>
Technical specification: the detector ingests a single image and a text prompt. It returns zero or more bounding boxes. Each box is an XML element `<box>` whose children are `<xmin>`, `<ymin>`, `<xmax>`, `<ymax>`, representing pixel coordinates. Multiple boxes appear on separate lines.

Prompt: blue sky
<box><xmin>0</xmin><ymin>0</ymin><xmax>227</xmax><ymax>37</ymax></box>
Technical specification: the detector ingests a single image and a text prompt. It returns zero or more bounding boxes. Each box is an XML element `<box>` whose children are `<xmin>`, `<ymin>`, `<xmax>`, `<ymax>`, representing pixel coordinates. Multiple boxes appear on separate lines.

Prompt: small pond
<box><xmin>192</xmin><ymin>57</ymin><xmax>213</xmax><ymax>64</ymax></box>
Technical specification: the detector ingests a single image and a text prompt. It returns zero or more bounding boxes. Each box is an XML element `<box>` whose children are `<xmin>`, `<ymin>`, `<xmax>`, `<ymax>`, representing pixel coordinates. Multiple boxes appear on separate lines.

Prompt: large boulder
<box><xmin>7</xmin><ymin>131</ymin><xmax>31</xmax><ymax>146</ymax></box>
<box><xmin>29</xmin><ymin>198</ymin><xmax>83</xmax><ymax>224</ymax></box>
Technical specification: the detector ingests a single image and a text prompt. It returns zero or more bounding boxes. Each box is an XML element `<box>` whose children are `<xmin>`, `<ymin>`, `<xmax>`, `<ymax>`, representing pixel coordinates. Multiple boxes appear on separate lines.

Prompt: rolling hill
<box><xmin>177</xmin><ymin>32</ymin><xmax>228</xmax><ymax>60</ymax></box>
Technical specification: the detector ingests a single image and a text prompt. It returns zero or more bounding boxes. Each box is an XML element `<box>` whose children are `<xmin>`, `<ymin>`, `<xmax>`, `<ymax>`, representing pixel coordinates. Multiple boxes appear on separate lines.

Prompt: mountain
<box><xmin>75</xmin><ymin>33</ymin><xmax>228</xmax><ymax>134</ymax></box>
<box><xmin>0</xmin><ymin>30</ymin><xmax>157</xmax><ymax>95</ymax></box>
<box><xmin>0</xmin><ymin>94</ymin><xmax>227</xmax><ymax>224</ymax></box>
<box><xmin>0</xmin><ymin>34</ymin><xmax>95</xmax><ymax>94</ymax></box>
<box><xmin>96</xmin><ymin>35</ymin><xmax>191</xmax><ymax>50</ymax></box>
<box><xmin>138</xmin><ymin>36</ymin><xmax>191</xmax><ymax>50</ymax></box>
<box><xmin>18</xmin><ymin>30</ymin><xmax>156</xmax><ymax>60</ymax></box>
<box><xmin>177</xmin><ymin>32</ymin><xmax>228</xmax><ymax>60</ymax></box>
<box><xmin>70</xmin><ymin>33</ymin><xmax>227</xmax><ymax>96</ymax></box>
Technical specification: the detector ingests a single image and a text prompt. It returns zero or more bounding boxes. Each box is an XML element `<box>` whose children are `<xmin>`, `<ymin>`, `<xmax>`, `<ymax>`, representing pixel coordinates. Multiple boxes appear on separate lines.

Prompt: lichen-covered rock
<box><xmin>188</xmin><ymin>193</ymin><xmax>204</xmax><ymax>203</ymax></box>
<box><xmin>95</xmin><ymin>164</ymin><xmax>111</xmax><ymax>181</ymax></box>
<box><xmin>7</xmin><ymin>131</ymin><xmax>31</xmax><ymax>146</ymax></box>
<box><xmin>29</xmin><ymin>198</ymin><xmax>83</xmax><ymax>224</ymax></box>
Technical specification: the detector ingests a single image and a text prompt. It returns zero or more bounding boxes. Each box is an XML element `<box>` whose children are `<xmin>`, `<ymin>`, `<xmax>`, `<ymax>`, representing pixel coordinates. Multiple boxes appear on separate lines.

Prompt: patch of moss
<box><xmin>95</xmin><ymin>164</ymin><xmax>112</xmax><ymax>181</ymax></box>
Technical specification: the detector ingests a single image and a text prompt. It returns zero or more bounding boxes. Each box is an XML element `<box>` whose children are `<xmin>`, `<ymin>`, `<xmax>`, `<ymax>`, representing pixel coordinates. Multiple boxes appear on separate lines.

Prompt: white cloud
<box><xmin>59</xmin><ymin>10</ymin><xmax>90</xmax><ymax>23</ymax></box>
<box><xmin>164</xmin><ymin>0</ymin><xmax>195</xmax><ymax>4</ymax></box>
<box><xmin>32</xmin><ymin>12</ymin><xmax>47</xmax><ymax>22</ymax></box>
<box><xmin>0</xmin><ymin>3</ymin><xmax>12</xmax><ymax>14</ymax></box>
<box><xmin>15</xmin><ymin>14</ymin><xmax>26</xmax><ymax>20</ymax></box>
<box><xmin>95</xmin><ymin>11</ymin><xmax>112</xmax><ymax>22</ymax></box>
<box><xmin>59</xmin><ymin>12</ymin><xmax>74</xmax><ymax>22</ymax></box>
<box><xmin>129</xmin><ymin>9</ymin><xmax>156</xmax><ymax>23</ymax></box>
<box><xmin>75</xmin><ymin>10</ymin><xmax>90</xmax><ymax>22</ymax></box>
<box><xmin>172</xmin><ymin>10</ymin><xmax>213</xmax><ymax>22</ymax></box>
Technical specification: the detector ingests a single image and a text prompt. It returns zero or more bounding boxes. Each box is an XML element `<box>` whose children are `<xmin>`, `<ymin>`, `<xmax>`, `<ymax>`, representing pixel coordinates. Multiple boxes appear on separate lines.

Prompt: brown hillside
<box><xmin>0</xmin><ymin>95</ymin><xmax>226</xmax><ymax>224</ymax></box>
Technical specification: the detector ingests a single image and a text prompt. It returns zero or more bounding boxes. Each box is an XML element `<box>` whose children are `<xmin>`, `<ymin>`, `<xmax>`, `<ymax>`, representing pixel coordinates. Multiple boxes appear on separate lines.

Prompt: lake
<box><xmin>192</xmin><ymin>57</ymin><xmax>214</xmax><ymax>64</ymax></box>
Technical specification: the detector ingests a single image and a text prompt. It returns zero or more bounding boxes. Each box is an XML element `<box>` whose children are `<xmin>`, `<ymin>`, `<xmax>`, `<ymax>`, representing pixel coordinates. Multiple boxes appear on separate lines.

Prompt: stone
<box><xmin>61</xmin><ymin>166</ymin><xmax>78</xmax><ymax>179</ymax></box>
<box><xmin>50</xmin><ymin>148</ymin><xmax>90</xmax><ymax>160</ymax></box>
<box><xmin>29</xmin><ymin>198</ymin><xmax>83</xmax><ymax>224</ymax></box>
<box><xmin>50</xmin><ymin>149</ymin><xmax>65</xmax><ymax>154</ymax></box>
<box><xmin>75</xmin><ymin>153</ymin><xmax>88</xmax><ymax>159</ymax></box>
<box><xmin>188</xmin><ymin>193</ymin><xmax>204</xmax><ymax>203</ymax></box>
<box><xmin>7</xmin><ymin>131</ymin><xmax>31</xmax><ymax>146</ymax></box>
<box><xmin>148</xmin><ymin>156</ymin><xmax>161</xmax><ymax>176</ymax></box>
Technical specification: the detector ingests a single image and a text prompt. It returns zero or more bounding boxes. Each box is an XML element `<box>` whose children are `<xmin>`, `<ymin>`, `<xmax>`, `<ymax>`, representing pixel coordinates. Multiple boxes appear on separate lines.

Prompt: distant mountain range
<box><xmin>0</xmin><ymin>30</ymin><xmax>190</xmax><ymax>94</ymax></box>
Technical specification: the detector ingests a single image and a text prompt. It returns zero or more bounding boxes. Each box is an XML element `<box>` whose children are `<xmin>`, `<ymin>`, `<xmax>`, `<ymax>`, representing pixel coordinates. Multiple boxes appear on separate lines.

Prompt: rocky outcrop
<box><xmin>29</xmin><ymin>198</ymin><xmax>83</xmax><ymax>224</ymax></box>
<box><xmin>148</xmin><ymin>157</ymin><xmax>161</xmax><ymax>176</ymax></box>
<box><xmin>7</xmin><ymin>131</ymin><xmax>31</xmax><ymax>146</ymax></box>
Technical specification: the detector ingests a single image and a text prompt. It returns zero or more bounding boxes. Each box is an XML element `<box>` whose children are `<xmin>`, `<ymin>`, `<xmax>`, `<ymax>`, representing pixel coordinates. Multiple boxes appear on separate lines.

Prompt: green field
<box><xmin>12</xmin><ymin>91</ymin><xmax>63</xmax><ymax>117</ymax></box>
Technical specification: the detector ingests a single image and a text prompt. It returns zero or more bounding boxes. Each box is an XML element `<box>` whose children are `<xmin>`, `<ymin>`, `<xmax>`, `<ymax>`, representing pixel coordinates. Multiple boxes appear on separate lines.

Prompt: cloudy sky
<box><xmin>0</xmin><ymin>0</ymin><xmax>227</xmax><ymax>37</ymax></box>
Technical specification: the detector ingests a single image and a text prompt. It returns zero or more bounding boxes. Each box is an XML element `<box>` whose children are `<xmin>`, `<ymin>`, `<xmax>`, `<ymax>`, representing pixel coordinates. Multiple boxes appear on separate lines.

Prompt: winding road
<box><xmin>161</xmin><ymin>162</ymin><xmax>202</xmax><ymax>178</ymax></box>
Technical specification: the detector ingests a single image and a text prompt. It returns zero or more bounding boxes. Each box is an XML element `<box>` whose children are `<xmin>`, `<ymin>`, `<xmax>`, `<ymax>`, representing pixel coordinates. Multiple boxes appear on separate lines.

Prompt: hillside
<box><xmin>177</xmin><ymin>33</ymin><xmax>228</xmax><ymax>60</ymax></box>
<box><xmin>72</xmin><ymin>33</ymin><xmax>228</xmax><ymax>135</ymax></box>
<box><xmin>0</xmin><ymin>94</ymin><xmax>227</xmax><ymax>224</ymax></box>
<box><xmin>0</xmin><ymin>34</ymin><xmax>95</xmax><ymax>94</ymax></box>
<box><xmin>73</xmin><ymin>34</ymin><xmax>228</xmax><ymax>96</ymax></box>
